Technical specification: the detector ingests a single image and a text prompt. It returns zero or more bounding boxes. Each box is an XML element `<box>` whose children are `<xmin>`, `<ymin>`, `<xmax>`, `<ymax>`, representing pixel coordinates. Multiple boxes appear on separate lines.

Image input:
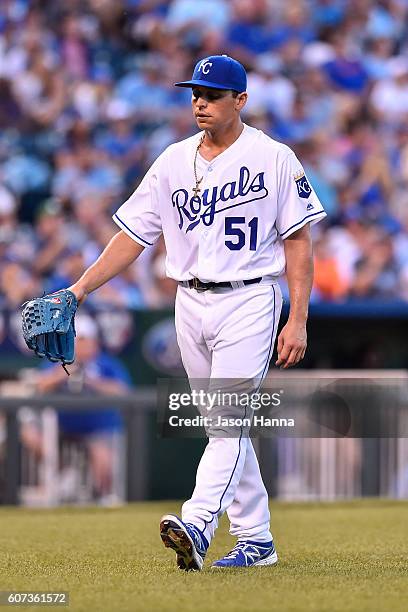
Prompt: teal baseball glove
<box><xmin>21</xmin><ymin>289</ymin><xmax>78</xmax><ymax>373</ymax></box>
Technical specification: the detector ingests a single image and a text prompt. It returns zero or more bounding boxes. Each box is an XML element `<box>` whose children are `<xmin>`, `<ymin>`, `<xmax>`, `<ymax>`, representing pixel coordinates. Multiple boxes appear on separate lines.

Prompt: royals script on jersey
<box><xmin>113</xmin><ymin>124</ymin><xmax>326</xmax><ymax>282</ymax></box>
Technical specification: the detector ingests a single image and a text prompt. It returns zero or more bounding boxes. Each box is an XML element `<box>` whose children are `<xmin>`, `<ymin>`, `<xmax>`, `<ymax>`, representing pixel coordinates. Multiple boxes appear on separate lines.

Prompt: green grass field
<box><xmin>0</xmin><ymin>500</ymin><xmax>407</xmax><ymax>612</ymax></box>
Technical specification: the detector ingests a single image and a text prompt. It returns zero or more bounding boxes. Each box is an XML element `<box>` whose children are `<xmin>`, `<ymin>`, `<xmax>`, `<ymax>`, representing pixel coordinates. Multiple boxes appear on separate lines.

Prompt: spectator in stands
<box><xmin>370</xmin><ymin>57</ymin><xmax>408</xmax><ymax>123</ymax></box>
<box><xmin>323</xmin><ymin>31</ymin><xmax>369</xmax><ymax>93</ymax></box>
<box><xmin>33</xmin><ymin>199</ymin><xmax>69</xmax><ymax>278</ymax></box>
<box><xmin>58</xmin><ymin>14</ymin><xmax>90</xmax><ymax>81</ymax></box>
<box><xmin>0</xmin><ymin>77</ymin><xmax>24</xmax><ymax>129</ymax></box>
<box><xmin>98</xmin><ymin>100</ymin><xmax>143</xmax><ymax>177</ymax></box>
<box><xmin>34</xmin><ymin>314</ymin><xmax>132</xmax><ymax>504</ymax></box>
<box><xmin>226</xmin><ymin>0</ymin><xmax>274</xmax><ymax>62</ymax></box>
<box><xmin>273</xmin><ymin>93</ymin><xmax>319</xmax><ymax>143</ymax></box>
<box><xmin>313</xmin><ymin>233</ymin><xmax>349</xmax><ymax>301</ymax></box>
<box><xmin>362</xmin><ymin>36</ymin><xmax>395</xmax><ymax>80</ymax></box>
<box><xmin>270</xmin><ymin>3</ymin><xmax>316</xmax><ymax>49</ymax></box>
<box><xmin>245</xmin><ymin>53</ymin><xmax>296</xmax><ymax>119</ymax></box>
<box><xmin>166</xmin><ymin>0</ymin><xmax>230</xmax><ymax>39</ymax></box>
<box><xmin>349</xmin><ymin>230</ymin><xmax>401</xmax><ymax>299</ymax></box>
<box><xmin>0</xmin><ymin>260</ymin><xmax>41</xmax><ymax>309</ymax></box>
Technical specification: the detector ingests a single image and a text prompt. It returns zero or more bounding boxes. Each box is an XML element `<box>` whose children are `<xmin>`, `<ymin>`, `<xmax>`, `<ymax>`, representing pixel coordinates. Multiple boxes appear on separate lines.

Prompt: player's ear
<box><xmin>235</xmin><ymin>92</ymin><xmax>248</xmax><ymax>112</ymax></box>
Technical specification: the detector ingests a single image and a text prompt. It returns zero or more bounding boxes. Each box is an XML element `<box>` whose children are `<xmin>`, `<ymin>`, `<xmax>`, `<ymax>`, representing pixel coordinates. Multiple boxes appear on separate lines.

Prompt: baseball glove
<box><xmin>21</xmin><ymin>289</ymin><xmax>78</xmax><ymax>373</ymax></box>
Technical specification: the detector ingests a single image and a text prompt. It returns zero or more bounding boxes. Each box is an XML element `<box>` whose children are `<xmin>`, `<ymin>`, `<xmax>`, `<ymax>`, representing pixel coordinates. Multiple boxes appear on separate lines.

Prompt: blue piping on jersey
<box><xmin>113</xmin><ymin>213</ymin><xmax>153</xmax><ymax>246</ymax></box>
<box><xmin>200</xmin><ymin>284</ymin><xmax>277</xmax><ymax>533</ymax></box>
<box><xmin>279</xmin><ymin>210</ymin><xmax>325</xmax><ymax>239</ymax></box>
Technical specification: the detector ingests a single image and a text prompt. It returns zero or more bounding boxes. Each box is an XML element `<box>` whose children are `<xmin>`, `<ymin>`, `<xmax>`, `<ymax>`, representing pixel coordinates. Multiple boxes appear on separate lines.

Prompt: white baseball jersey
<box><xmin>113</xmin><ymin>124</ymin><xmax>326</xmax><ymax>282</ymax></box>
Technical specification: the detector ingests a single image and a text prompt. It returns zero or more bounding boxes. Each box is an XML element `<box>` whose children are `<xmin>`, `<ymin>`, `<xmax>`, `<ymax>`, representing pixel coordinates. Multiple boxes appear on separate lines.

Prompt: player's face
<box><xmin>191</xmin><ymin>87</ymin><xmax>247</xmax><ymax>130</ymax></box>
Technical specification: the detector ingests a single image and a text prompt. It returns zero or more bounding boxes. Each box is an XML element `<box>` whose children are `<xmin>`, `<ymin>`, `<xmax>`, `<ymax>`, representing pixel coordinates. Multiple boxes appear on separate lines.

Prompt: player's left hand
<box><xmin>275</xmin><ymin>320</ymin><xmax>307</xmax><ymax>369</ymax></box>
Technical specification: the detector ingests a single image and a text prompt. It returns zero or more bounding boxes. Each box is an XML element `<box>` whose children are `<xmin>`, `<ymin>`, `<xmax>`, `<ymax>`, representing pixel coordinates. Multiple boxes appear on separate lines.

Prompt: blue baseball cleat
<box><xmin>212</xmin><ymin>540</ymin><xmax>278</xmax><ymax>568</ymax></box>
<box><xmin>160</xmin><ymin>514</ymin><xmax>209</xmax><ymax>571</ymax></box>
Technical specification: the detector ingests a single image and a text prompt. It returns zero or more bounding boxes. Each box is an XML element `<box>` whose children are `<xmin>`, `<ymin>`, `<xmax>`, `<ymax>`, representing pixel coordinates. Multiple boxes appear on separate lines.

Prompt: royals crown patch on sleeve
<box><xmin>294</xmin><ymin>171</ymin><xmax>312</xmax><ymax>199</ymax></box>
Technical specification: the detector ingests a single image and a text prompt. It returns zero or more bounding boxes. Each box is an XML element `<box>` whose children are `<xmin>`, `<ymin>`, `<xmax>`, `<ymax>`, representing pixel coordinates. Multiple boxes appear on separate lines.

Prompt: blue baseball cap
<box><xmin>175</xmin><ymin>55</ymin><xmax>247</xmax><ymax>92</ymax></box>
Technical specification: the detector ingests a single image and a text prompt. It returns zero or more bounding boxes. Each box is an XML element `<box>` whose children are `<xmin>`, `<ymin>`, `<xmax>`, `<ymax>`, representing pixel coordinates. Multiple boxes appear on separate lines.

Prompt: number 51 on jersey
<box><xmin>225</xmin><ymin>217</ymin><xmax>258</xmax><ymax>251</ymax></box>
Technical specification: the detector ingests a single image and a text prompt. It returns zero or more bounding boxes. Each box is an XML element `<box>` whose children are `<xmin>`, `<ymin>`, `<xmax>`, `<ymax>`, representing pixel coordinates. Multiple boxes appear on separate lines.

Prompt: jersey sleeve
<box><xmin>276</xmin><ymin>151</ymin><xmax>326</xmax><ymax>239</ymax></box>
<box><xmin>112</xmin><ymin>153</ymin><xmax>165</xmax><ymax>247</ymax></box>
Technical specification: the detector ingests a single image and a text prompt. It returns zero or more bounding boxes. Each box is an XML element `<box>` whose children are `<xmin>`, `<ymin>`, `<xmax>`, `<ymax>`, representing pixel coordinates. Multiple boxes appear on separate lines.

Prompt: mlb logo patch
<box><xmin>50</xmin><ymin>297</ymin><xmax>62</xmax><ymax>304</ymax></box>
<box><xmin>294</xmin><ymin>173</ymin><xmax>312</xmax><ymax>199</ymax></box>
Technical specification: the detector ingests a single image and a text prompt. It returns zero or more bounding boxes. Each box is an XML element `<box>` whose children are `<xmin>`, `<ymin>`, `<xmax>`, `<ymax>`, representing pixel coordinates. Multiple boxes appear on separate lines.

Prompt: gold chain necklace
<box><xmin>193</xmin><ymin>133</ymin><xmax>205</xmax><ymax>196</ymax></box>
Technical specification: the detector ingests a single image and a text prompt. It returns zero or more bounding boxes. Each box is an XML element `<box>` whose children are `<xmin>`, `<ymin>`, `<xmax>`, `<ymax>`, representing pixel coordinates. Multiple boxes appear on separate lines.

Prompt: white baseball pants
<box><xmin>174</xmin><ymin>281</ymin><xmax>282</xmax><ymax>544</ymax></box>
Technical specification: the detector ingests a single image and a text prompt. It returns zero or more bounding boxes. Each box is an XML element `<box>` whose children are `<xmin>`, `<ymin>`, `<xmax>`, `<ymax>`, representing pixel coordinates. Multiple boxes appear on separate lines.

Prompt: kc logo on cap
<box><xmin>198</xmin><ymin>60</ymin><xmax>213</xmax><ymax>75</ymax></box>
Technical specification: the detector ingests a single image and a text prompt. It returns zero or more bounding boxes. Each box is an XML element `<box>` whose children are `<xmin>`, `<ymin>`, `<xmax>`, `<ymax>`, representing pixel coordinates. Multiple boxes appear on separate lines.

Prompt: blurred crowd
<box><xmin>1</xmin><ymin>0</ymin><xmax>408</xmax><ymax>307</ymax></box>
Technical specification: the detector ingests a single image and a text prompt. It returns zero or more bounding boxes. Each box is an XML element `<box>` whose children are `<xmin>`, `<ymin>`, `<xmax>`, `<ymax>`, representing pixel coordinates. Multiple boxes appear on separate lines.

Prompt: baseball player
<box><xmin>68</xmin><ymin>55</ymin><xmax>326</xmax><ymax>570</ymax></box>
